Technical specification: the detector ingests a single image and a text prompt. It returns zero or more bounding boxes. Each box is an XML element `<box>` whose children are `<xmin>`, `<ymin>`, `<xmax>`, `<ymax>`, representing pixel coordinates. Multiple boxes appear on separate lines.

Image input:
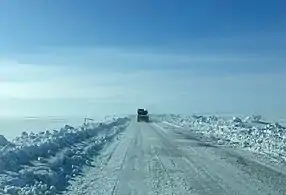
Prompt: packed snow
<box><xmin>162</xmin><ymin>114</ymin><xmax>286</xmax><ymax>162</ymax></box>
<box><xmin>0</xmin><ymin>117</ymin><xmax>130</xmax><ymax>195</ymax></box>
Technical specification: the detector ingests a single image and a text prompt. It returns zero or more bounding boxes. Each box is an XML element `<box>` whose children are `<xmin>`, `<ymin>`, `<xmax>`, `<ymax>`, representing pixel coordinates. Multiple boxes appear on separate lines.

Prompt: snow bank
<box><xmin>0</xmin><ymin>117</ymin><xmax>130</xmax><ymax>195</ymax></box>
<box><xmin>0</xmin><ymin>135</ymin><xmax>9</xmax><ymax>146</ymax></box>
<box><xmin>162</xmin><ymin>114</ymin><xmax>286</xmax><ymax>161</ymax></box>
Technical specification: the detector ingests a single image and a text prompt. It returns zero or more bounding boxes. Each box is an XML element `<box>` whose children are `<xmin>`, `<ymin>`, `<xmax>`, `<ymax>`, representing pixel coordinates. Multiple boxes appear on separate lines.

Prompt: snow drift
<box><xmin>0</xmin><ymin>117</ymin><xmax>130</xmax><ymax>195</ymax></box>
<box><xmin>162</xmin><ymin>114</ymin><xmax>286</xmax><ymax>161</ymax></box>
<box><xmin>0</xmin><ymin>135</ymin><xmax>8</xmax><ymax>146</ymax></box>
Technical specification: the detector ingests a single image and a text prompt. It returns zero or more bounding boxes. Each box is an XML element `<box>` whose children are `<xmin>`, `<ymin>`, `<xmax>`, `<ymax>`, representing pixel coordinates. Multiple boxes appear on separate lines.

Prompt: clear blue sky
<box><xmin>0</xmin><ymin>0</ymin><xmax>286</xmax><ymax>118</ymax></box>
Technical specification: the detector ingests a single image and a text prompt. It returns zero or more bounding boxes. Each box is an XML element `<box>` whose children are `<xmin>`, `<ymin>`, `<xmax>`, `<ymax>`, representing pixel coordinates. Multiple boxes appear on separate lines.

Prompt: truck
<box><xmin>137</xmin><ymin>108</ymin><xmax>149</xmax><ymax>122</ymax></box>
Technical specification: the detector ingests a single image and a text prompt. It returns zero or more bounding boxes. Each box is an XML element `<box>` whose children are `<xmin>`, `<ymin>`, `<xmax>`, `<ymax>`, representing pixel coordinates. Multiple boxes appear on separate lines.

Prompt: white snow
<box><xmin>0</xmin><ymin>117</ymin><xmax>130</xmax><ymax>195</ymax></box>
<box><xmin>162</xmin><ymin>114</ymin><xmax>286</xmax><ymax>161</ymax></box>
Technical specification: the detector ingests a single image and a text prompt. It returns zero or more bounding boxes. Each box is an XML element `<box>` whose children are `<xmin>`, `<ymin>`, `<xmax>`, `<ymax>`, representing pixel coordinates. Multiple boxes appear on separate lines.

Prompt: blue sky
<box><xmin>0</xmin><ymin>0</ymin><xmax>286</xmax><ymax>118</ymax></box>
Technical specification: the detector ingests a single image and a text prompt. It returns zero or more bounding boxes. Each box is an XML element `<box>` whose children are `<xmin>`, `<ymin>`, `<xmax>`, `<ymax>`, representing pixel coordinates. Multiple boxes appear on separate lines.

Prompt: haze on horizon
<box><xmin>1</xmin><ymin>0</ymin><xmax>286</xmax><ymax>118</ymax></box>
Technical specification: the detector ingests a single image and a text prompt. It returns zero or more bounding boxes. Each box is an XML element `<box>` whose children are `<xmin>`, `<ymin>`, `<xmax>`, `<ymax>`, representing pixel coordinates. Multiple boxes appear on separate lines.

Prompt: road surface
<box><xmin>65</xmin><ymin>120</ymin><xmax>286</xmax><ymax>195</ymax></box>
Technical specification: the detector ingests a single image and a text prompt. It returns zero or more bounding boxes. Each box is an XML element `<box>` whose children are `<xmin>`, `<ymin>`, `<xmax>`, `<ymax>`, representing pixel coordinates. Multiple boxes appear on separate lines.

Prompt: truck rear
<box><xmin>137</xmin><ymin>109</ymin><xmax>149</xmax><ymax>122</ymax></box>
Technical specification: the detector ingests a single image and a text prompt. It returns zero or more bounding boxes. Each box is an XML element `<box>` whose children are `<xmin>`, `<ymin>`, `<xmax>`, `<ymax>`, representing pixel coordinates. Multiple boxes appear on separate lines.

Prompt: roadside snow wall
<box><xmin>0</xmin><ymin>117</ymin><xmax>130</xmax><ymax>195</ymax></box>
<box><xmin>162</xmin><ymin>114</ymin><xmax>286</xmax><ymax>162</ymax></box>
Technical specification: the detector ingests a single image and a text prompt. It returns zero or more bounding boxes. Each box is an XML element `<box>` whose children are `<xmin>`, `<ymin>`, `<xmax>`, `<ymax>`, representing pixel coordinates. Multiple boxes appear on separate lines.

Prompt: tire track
<box><xmin>63</xmin><ymin>121</ymin><xmax>134</xmax><ymax>195</ymax></box>
<box><xmin>151</xmin><ymin>122</ymin><xmax>286</xmax><ymax>195</ymax></box>
<box><xmin>111</xmin><ymin>139</ymin><xmax>133</xmax><ymax>195</ymax></box>
<box><xmin>114</xmin><ymin>122</ymin><xmax>149</xmax><ymax>195</ymax></box>
<box><xmin>150</xmin><ymin>124</ymin><xmax>225</xmax><ymax>194</ymax></box>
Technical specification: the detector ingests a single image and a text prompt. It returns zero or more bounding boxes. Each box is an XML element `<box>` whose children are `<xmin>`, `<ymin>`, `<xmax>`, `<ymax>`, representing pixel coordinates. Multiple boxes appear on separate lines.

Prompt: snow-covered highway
<box><xmin>64</xmin><ymin>118</ymin><xmax>286</xmax><ymax>195</ymax></box>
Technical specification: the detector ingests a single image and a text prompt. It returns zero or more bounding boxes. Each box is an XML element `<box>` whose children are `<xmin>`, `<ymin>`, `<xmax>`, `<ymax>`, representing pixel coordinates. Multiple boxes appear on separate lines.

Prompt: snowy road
<box><xmin>65</xmin><ymin>119</ymin><xmax>286</xmax><ymax>195</ymax></box>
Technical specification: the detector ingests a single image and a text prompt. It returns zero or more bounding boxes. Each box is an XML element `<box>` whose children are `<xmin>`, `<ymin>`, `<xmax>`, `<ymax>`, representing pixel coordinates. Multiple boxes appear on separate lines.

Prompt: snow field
<box><xmin>0</xmin><ymin>117</ymin><xmax>130</xmax><ymax>195</ymax></box>
<box><xmin>162</xmin><ymin>114</ymin><xmax>286</xmax><ymax>161</ymax></box>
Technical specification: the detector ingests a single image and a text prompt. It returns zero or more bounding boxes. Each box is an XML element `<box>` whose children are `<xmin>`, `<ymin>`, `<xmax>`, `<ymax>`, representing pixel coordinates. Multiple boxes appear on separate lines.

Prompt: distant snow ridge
<box><xmin>163</xmin><ymin>114</ymin><xmax>286</xmax><ymax>161</ymax></box>
<box><xmin>0</xmin><ymin>117</ymin><xmax>130</xmax><ymax>195</ymax></box>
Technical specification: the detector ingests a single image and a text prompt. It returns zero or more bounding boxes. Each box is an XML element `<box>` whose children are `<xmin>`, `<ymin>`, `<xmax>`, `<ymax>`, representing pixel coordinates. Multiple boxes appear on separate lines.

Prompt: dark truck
<box><xmin>137</xmin><ymin>108</ymin><xmax>149</xmax><ymax>122</ymax></box>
